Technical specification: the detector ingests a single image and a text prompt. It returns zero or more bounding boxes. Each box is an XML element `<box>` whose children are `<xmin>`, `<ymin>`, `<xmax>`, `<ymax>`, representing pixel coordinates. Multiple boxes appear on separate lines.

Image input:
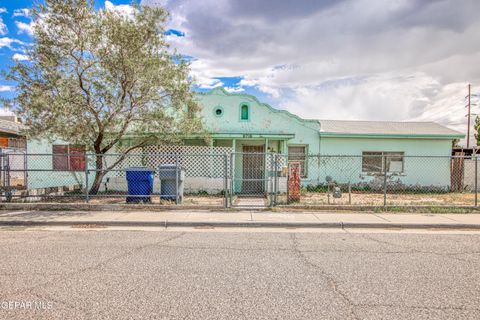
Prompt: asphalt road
<box><xmin>1</xmin><ymin>228</ymin><xmax>480</xmax><ymax>319</ymax></box>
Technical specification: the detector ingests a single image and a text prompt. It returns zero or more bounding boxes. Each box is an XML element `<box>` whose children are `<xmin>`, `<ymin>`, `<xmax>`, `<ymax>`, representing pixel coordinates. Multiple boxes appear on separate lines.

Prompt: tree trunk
<box><xmin>89</xmin><ymin>154</ymin><xmax>105</xmax><ymax>195</ymax></box>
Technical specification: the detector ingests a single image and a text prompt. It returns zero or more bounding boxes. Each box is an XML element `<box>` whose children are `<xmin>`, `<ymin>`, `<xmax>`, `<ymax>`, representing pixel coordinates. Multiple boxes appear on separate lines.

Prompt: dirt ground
<box><xmin>276</xmin><ymin>192</ymin><xmax>476</xmax><ymax>206</ymax></box>
<box><xmin>11</xmin><ymin>191</ymin><xmax>477</xmax><ymax>207</ymax></box>
<box><xmin>31</xmin><ymin>195</ymin><xmax>225</xmax><ymax>206</ymax></box>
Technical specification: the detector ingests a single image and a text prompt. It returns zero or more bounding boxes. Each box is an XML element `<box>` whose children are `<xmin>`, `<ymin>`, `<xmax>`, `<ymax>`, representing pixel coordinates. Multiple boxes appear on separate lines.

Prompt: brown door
<box><xmin>242</xmin><ymin>145</ymin><xmax>265</xmax><ymax>194</ymax></box>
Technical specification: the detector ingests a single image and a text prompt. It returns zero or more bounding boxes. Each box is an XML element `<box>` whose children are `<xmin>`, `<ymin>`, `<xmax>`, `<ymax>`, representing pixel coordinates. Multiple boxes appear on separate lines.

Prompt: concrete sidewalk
<box><xmin>1</xmin><ymin>209</ymin><xmax>480</xmax><ymax>229</ymax></box>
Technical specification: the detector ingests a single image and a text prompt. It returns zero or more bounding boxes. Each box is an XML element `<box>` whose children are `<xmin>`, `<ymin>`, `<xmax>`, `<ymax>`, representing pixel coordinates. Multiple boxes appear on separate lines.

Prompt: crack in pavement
<box><xmin>290</xmin><ymin>233</ymin><xmax>480</xmax><ymax>315</ymax></box>
<box><xmin>1</xmin><ymin>232</ymin><xmax>186</xmax><ymax>299</ymax></box>
<box><xmin>132</xmin><ymin>243</ymin><xmax>419</xmax><ymax>255</ymax></box>
<box><xmin>353</xmin><ymin>232</ymin><xmax>472</xmax><ymax>263</ymax></box>
<box><xmin>354</xmin><ymin>301</ymin><xmax>480</xmax><ymax>313</ymax></box>
<box><xmin>290</xmin><ymin>233</ymin><xmax>360</xmax><ymax>320</ymax></box>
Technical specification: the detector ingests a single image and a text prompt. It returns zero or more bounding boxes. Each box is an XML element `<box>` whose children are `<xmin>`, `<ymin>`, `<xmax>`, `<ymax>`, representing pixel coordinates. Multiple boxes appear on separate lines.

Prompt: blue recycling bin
<box><xmin>126</xmin><ymin>167</ymin><xmax>154</xmax><ymax>203</ymax></box>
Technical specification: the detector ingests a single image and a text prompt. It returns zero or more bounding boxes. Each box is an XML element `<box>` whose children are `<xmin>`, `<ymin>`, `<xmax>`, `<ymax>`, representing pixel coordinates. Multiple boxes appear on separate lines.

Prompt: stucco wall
<box><xmin>196</xmin><ymin>88</ymin><xmax>321</xmax><ymax>151</ymax></box>
<box><xmin>26</xmin><ymin>139</ymin><xmax>93</xmax><ymax>190</ymax></box>
<box><xmin>316</xmin><ymin>136</ymin><xmax>453</xmax><ymax>188</ymax></box>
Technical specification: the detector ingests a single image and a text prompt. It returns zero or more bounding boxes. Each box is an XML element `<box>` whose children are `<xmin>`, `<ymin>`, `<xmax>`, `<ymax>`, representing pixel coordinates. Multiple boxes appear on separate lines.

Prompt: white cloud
<box><xmin>12</xmin><ymin>53</ymin><xmax>29</xmax><ymax>61</ymax></box>
<box><xmin>13</xmin><ymin>8</ymin><xmax>30</xmax><ymax>18</ymax></box>
<box><xmin>224</xmin><ymin>86</ymin><xmax>244</xmax><ymax>93</ymax></box>
<box><xmin>0</xmin><ymin>8</ymin><xmax>7</xmax><ymax>36</ymax></box>
<box><xmin>189</xmin><ymin>59</ymin><xmax>225</xmax><ymax>89</ymax></box>
<box><xmin>0</xmin><ymin>20</ymin><xmax>6</xmax><ymax>36</ymax></box>
<box><xmin>104</xmin><ymin>1</ymin><xmax>136</xmax><ymax>18</ymax></box>
<box><xmin>15</xmin><ymin>20</ymin><xmax>35</xmax><ymax>36</ymax></box>
<box><xmin>278</xmin><ymin>73</ymin><xmax>438</xmax><ymax>120</ymax></box>
<box><xmin>0</xmin><ymin>85</ymin><xmax>13</xmax><ymax>92</ymax></box>
<box><xmin>413</xmin><ymin>82</ymin><xmax>474</xmax><ymax>145</ymax></box>
<box><xmin>197</xmin><ymin>78</ymin><xmax>223</xmax><ymax>89</ymax></box>
<box><xmin>0</xmin><ymin>37</ymin><xmax>25</xmax><ymax>49</ymax></box>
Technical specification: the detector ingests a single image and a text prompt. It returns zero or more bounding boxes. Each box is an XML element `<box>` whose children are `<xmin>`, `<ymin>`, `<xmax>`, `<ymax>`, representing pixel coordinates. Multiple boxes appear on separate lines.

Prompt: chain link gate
<box><xmin>229</xmin><ymin>152</ymin><xmax>276</xmax><ymax>207</ymax></box>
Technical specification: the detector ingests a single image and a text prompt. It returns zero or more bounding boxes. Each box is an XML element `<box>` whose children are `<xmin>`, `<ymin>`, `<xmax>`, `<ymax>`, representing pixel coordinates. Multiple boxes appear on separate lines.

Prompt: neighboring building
<box><xmin>0</xmin><ymin>116</ymin><xmax>27</xmax><ymax>190</ymax></box>
<box><xmin>25</xmin><ymin>87</ymin><xmax>464</xmax><ymax>194</ymax></box>
<box><xmin>0</xmin><ymin>117</ymin><xmax>26</xmax><ymax>150</ymax></box>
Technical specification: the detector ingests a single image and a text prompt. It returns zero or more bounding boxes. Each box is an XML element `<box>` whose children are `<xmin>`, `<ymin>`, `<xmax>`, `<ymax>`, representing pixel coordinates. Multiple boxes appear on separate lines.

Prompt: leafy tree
<box><xmin>5</xmin><ymin>0</ymin><xmax>203</xmax><ymax>194</ymax></box>
<box><xmin>475</xmin><ymin>116</ymin><xmax>480</xmax><ymax>147</ymax></box>
<box><xmin>451</xmin><ymin>139</ymin><xmax>460</xmax><ymax>148</ymax></box>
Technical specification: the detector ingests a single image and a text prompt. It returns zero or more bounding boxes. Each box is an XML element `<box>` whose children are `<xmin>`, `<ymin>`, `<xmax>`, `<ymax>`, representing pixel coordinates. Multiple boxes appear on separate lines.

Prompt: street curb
<box><xmin>1</xmin><ymin>220</ymin><xmax>480</xmax><ymax>230</ymax></box>
<box><xmin>0</xmin><ymin>203</ymin><xmax>478</xmax><ymax>213</ymax></box>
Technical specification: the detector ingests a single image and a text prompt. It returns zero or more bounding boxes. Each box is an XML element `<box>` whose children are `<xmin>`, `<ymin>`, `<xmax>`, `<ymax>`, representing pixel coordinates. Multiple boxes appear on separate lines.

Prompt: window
<box><xmin>240</xmin><ymin>104</ymin><xmax>249</xmax><ymax>121</ymax></box>
<box><xmin>362</xmin><ymin>152</ymin><xmax>404</xmax><ymax>173</ymax></box>
<box><xmin>213</xmin><ymin>106</ymin><xmax>223</xmax><ymax>117</ymax></box>
<box><xmin>53</xmin><ymin>145</ymin><xmax>86</xmax><ymax>171</ymax></box>
<box><xmin>288</xmin><ymin>146</ymin><xmax>307</xmax><ymax>177</ymax></box>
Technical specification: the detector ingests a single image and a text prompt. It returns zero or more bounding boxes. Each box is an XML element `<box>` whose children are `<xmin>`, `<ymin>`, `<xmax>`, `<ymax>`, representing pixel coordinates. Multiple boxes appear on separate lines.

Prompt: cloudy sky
<box><xmin>1</xmin><ymin>0</ymin><xmax>479</xmax><ymax>145</ymax></box>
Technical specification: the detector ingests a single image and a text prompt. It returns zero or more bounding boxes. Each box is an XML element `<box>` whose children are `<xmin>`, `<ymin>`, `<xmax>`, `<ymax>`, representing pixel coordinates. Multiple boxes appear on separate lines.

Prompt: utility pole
<box><xmin>467</xmin><ymin>83</ymin><xmax>471</xmax><ymax>148</ymax></box>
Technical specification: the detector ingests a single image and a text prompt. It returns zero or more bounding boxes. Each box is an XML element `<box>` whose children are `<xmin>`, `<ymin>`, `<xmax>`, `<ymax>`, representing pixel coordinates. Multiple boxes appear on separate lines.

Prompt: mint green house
<box><xmin>188</xmin><ymin>88</ymin><xmax>464</xmax><ymax>193</ymax></box>
<box><xmin>25</xmin><ymin>87</ymin><xmax>464</xmax><ymax>195</ymax></box>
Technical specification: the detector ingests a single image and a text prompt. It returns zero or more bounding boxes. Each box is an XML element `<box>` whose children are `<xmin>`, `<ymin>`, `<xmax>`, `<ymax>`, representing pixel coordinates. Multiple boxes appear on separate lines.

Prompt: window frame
<box><xmin>239</xmin><ymin>103</ymin><xmax>250</xmax><ymax>122</ymax></box>
<box><xmin>213</xmin><ymin>106</ymin><xmax>224</xmax><ymax>117</ymax></box>
<box><xmin>288</xmin><ymin>145</ymin><xmax>308</xmax><ymax>178</ymax></box>
<box><xmin>362</xmin><ymin>151</ymin><xmax>404</xmax><ymax>174</ymax></box>
<box><xmin>52</xmin><ymin>144</ymin><xmax>86</xmax><ymax>171</ymax></box>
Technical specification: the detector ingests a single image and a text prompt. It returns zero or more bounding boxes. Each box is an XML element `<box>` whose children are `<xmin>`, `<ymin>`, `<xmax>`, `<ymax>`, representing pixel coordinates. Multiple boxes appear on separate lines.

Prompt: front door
<box><xmin>242</xmin><ymin>145</ymin><xmax>265</xmax><ymax>194</ymax></box>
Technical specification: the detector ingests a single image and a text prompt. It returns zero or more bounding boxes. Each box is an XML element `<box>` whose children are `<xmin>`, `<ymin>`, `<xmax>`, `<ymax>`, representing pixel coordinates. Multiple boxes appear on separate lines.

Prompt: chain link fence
<box><xmin>275</xmin><ymin>154</ymin><xmax>477</xmax><ymax>207</ymax></box>
<box><xmin>0</xmin><ymin>151</ymin><xmax>478</xmax><ymax>208</ymax></box>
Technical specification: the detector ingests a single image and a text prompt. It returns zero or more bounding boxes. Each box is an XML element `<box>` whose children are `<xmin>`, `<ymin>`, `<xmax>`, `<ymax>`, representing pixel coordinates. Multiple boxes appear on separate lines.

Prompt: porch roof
<box><xmin>211</xmin><ymin>132</ymin><xmax>295</xmax><ymax>139</ymax></box>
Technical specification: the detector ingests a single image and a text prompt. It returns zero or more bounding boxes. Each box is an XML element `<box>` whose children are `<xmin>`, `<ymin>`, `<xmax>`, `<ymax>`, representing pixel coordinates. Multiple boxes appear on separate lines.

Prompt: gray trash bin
<box><xmin>159</xmin><ymin>164</ymin><xmax>185</xmax><ymax>203</ymax></box>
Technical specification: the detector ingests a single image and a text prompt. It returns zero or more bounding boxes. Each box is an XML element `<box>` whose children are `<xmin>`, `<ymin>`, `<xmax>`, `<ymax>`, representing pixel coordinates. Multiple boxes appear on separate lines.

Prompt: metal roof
<box><xmin>319</xmin><ymin>120</ymin><xmax>464</xmax><ymax>138</ymax></box>
<box><xmin>0</xmin><ymin>119</ymin><xmax>25</xmax><ymax>136</ymax></box>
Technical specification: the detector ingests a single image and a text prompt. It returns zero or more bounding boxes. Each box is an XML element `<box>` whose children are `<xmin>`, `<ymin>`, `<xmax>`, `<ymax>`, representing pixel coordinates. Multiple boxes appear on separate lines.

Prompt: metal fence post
<box><xmin>224</xmin><ymin>154</ymin><xmax>228</xmax><ymax>208</ymax></box>
<box><xmin>175</xmin><ymin>154</ymin><xmax>179</xmax><ymax>205</ymax></box>
<box><xmin>475</xmin><ymin>155</ymin><xmax>478</xmax><ymax>207</ymax></box>
<box><xmin>0</xmin><ymin>151</ymin><xmax>3</xmax><ymax>190</ymax></box>
<box><xmin>23</xmin><ymin>151</ymin><xmax>27</xmax><ymax>192</ymax></box>
<box><xmin>274</xmin><ymin>153</ymin><xmax>278</xmax><ymax>206</ymax></box>
<box><xmin>383</xmin><ymin>155</ymin><xmax>387</xmax><ymax>207</ymax></box>
<box><xmin>269</xmin><ymin>153</ymin><xmax>274</xmax><ymax>207</ymax></box>
<box><xmin>6</xmin><ymin>153</ymin><xmax>10</xmax><ymax>191</ymax></box>
<box><xmin>85</xmin><ymin>154</ymin><xmax>89</xmax><ymax>203</ymax></box>
<box><xmin>230</xmin><ymin>152</ymin><xmax>234</xmax><ymax>207</ymax></box>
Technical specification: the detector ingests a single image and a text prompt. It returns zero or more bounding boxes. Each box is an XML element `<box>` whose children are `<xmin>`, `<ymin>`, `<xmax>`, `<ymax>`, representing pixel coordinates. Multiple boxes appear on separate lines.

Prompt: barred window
<box><xmin>288</xmin><ymin>146</ymin><xmax>307</xmax><ymax>177</ymax></box>
<box><xmin>53</xmin><ymin>145</ymin><xmax>86</xmax><ymax>171</ymax></box>
<box><xmin>362</xmin><ymin>152</ymin><xmax>404</xmax><ymax>173</ymax></box>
